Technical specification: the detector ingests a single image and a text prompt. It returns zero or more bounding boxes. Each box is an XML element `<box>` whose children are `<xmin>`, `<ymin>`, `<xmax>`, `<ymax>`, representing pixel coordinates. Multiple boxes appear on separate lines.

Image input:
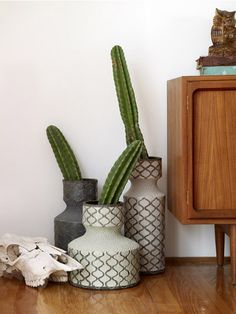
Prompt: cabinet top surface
<box><xmin>168</xmin><ymin>75</ymin><xmax>236</xmax><ymax>83</ymax></box>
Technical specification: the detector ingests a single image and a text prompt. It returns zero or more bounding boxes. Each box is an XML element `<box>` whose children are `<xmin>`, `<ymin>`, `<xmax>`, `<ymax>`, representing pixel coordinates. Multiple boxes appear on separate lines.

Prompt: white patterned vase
<box><xmin>124</xmin><ymin>157</ymin><xmax>165</xmax><ymax>274</ymax></box>
<box><xmin>68</xmin><ymin>201</ymin><xmax>140</xmax><ymax>289</ymax></box>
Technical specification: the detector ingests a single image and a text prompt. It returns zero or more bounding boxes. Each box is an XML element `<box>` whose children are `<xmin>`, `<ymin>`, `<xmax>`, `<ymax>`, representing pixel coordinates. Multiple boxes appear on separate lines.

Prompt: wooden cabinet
<box><xmin>167</xmin><ymin>75</ymin><xmax>236</xmax><ymax>284</ymax></box>
<box><xmin>167</xmin><ymin>75</ymin><xmax>236</xmax><ymax>224</ymax></box>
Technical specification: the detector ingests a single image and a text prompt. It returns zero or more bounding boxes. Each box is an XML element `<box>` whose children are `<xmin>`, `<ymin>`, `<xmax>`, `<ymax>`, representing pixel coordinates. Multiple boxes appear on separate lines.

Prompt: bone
<box><xmin>0</xmin><ymin>233</ymin><xmax>83</xmax><ymax>287</ymax></box>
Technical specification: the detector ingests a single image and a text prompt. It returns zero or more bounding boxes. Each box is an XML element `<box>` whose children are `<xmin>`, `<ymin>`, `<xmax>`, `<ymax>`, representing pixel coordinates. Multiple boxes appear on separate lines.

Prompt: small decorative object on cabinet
<box><xmin>209</xmin><ymin>8</ymin><xmax>236</xmax><ymax>57</ymax></box>
<box><xmin>197</xmin><ymin>9</ymin><xmax>236</xmax><ymax>75</ymax></box>
<box><xmin>68</xmin><ymin>141</ymin><xmax>142</xmax><ymax>290</ymax></box>
<box><xmin>167</xmin><ymin>75</ymin><xmax>236</xmax><ymax>284</ymax></box>
<box><xmin>46</xmin><ymin>125</ymin><xmax>97</xmax><ymax>251</ymax></box>
<box><xmin>111</xmin><ymin>45</ymin><xmax>165</xmax><ymax>274</ymax></box>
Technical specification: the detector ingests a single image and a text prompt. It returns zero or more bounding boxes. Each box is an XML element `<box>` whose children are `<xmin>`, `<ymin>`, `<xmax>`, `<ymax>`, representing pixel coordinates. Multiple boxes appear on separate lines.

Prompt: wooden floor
<box><xmin>1</xmin><ymin>263</ymin><xmax>236</xmax><ymax>314</ymax></box>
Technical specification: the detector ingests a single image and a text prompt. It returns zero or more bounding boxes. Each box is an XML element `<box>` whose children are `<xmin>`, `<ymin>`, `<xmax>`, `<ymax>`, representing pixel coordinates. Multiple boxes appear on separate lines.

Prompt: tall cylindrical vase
<box><xmin>124</xmin><ymin>157</ymin><xmax>165</xmax><ymax>274</ymax></box>
<box><xmin>54</xmin><ymin>179</ymin><xmax>97</xmax><ymax>251</ymax></box>
<box><xmin>68</xmin><ymin>201</ymin><xmax>140</xmax><ymax>289</ymax></box>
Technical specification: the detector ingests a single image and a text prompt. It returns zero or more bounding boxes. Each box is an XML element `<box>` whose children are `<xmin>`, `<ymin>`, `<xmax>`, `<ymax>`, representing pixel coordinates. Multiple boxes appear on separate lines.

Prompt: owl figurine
<box><xmin>209</xmin><ymin>8</ymin><xmax>236</xmax><ymax>57</ymax></box>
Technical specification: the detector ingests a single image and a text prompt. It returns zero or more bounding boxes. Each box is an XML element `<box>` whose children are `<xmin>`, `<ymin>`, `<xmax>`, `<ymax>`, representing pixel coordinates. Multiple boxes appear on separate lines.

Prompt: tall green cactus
<box><xmin>99</xmin><ymin>140</ymin><xmax>142</xmax><ymax>205</ymax></box>
<box><xmin>46</xmin><ymin>125</ymin><xmax>82</xmax><ymax>180</ymax></box>
<box><xmin>111</xmin><ymin>45</ymin><xmax>148</xmax><ymax>159</ymax></box>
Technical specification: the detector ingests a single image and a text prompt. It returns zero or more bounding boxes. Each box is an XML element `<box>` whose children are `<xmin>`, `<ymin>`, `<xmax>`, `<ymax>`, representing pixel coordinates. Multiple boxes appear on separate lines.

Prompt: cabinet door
<box><xmin>187</xmin><ymin>80</ymin><xmax>236</xmax><ymax>219</ymax></box>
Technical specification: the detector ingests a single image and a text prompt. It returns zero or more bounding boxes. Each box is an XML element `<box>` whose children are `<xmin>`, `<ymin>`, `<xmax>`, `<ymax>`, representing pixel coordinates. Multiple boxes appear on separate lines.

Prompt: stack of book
<box><xmin>196</xmin><ymin>56</ymin><xmax>236</xmax><ymax>75</ymax></box>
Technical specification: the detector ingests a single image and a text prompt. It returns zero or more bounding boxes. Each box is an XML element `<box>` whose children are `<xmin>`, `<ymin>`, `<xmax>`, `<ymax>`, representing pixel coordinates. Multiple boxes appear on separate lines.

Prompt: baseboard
<box><xmin>166</xmin><ymin>256</ymin><xmax>231</xmax><ymax>265</ymax></box>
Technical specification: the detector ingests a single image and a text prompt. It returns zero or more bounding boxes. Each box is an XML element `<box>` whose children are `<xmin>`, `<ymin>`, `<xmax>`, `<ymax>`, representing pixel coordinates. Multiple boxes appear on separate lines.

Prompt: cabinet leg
<box><xmin>215</xmin><ymin>225</ymin><xmax>225</xmax><ymax>266</ymax></box>
<box><xmin>230</xmin><ymin>225</ymin><xmax>236</xmax><ymax>285</ymax></box>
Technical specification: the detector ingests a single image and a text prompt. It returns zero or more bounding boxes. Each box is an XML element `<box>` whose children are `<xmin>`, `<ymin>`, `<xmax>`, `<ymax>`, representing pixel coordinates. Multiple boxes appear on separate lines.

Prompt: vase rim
<box><xmin>139</xmin><ymin>156</ymin><xmax>162</xmax><ymax>161</ymax></box>
<box><xmin>84</xmin><ymin>200</ymin><xmax>123</xmax><ymax>207</ymax></box>
<box><xmin>63</xmin><ymin>178</ymin><xmax>98</xmax><ymax>183</ymax></box>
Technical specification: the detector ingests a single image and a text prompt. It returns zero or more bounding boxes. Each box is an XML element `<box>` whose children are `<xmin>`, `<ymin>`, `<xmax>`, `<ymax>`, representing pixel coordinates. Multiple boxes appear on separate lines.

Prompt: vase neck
<box><xmin>63</xmin><ymin>179</ymin><xmax>97</xmax><ymax>206</ymax></box>
<box><xmin>82</xmin><ymin>203</ymin><xmax>124</xmax><ymax>228</ymax></box>
<box><xmin>131</xmin><ymin>158</ymin><xmax>162</xmax><ymax>180</ymax></box>
<box><xmin>85</xmin><ymin>225</ymin><xmax>121</xmax><ymax>234</ymax></box>
<box><xmin>126</xmin><ymin>178</ymin><xmax>161</xmax><ymax>196</ymax></box>
<box><xmin>130</xmin><ymin>177</ymin><xmax>158</xmax><ymax>186</ymax></box>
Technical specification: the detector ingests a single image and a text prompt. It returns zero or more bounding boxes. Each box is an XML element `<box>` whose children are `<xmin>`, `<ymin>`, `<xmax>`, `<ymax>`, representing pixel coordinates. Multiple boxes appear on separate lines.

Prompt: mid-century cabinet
<box><xmin>167</xmin><ymin>75</ymin><xmax>236</xmax><ymax>284</ymax></box>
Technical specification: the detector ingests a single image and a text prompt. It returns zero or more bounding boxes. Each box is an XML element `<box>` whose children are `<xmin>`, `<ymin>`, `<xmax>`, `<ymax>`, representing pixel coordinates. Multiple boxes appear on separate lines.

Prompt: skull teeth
<box><xmin>25</xmin><ymin>278</ymin><xmax>48</xmax><ymax>288</ymax></box>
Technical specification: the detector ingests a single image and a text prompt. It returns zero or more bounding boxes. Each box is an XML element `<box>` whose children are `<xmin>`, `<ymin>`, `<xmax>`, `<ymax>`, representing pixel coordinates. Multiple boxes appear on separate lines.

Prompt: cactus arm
<box><xmin>111</xmin><ymin>46</ymin><xmax>137</xmax><ymax>144</ymax></box>
<box><xmin>46</xmin><ymin>125</ymin><xmax>82</xmax><ymax>180</ymax></box>
<box><xmin>111</xmin><ymin>45</ymin><xmax>148</xmax><ymax>159</ymax></box>
<box><xmin>99</xmin><ymin>140</ymin><xmax>142</xmax><ymax>205</ymax></box>
<box><xmin>111</xmin><ymin>146</ymin><xmax>141</xmax><ymax>204</ymax></box>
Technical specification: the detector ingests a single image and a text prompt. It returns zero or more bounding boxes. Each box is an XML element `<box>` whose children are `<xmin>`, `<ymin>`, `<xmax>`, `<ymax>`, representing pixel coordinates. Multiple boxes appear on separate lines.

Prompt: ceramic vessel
<box><xmin>54</xmin><ymin>179</ymin><xmax>97</xmax><ymax>251</ymax></box>
<box><xmin>68</xmin><ymin>201</ymin><xmax>140</xmax><ymax>289</ymax></box>
<box><xmin>124</xmin><ymin>157</ymin><xmax>165</xmax><ymax>274</ymax></box>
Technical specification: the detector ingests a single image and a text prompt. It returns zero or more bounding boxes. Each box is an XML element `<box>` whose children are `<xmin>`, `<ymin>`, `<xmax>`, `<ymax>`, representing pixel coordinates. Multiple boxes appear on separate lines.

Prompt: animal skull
<box><xmin>0</xmin><ymin>233</ymin><xmax>83</xmax><ymax>287</ymax></box>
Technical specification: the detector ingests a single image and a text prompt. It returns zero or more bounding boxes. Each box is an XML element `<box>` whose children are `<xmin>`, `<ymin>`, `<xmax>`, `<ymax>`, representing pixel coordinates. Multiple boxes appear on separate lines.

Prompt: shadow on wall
<box><xmin>165</xmin><ymin>211</ymin><xmax>230</xmax><ymax>257</ymax></box>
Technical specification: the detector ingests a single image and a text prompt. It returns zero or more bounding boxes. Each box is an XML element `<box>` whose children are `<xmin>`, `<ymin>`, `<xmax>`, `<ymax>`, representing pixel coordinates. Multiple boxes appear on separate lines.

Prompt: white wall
<box><xmin>0</xmin><ymin>0</ymin><xmax>234</xmax><ymax>256</ymax></box>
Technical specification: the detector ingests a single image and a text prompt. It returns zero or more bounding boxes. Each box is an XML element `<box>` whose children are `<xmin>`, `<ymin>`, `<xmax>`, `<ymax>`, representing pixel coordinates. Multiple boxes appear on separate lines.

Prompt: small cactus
<box><xmin>46</xmin><ymin>125</ymin><xmax>82</xmax><ymax>180</ymax></box>
<box><xmin>111</xmin><ymin>45</ymin><xmax>148</xmax><ymax>159</ymax></box>
<box><xmin>99</xmin><ymin>140</ymin><xmax>142</xmax><ymax>205</ymax></box>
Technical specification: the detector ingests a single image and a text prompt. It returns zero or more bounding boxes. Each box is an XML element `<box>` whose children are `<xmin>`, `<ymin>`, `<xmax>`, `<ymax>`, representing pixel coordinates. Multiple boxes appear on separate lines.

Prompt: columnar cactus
<box><xmin>111</xmin><ymin>45</ymin><xmax>148</xmax><ymax>159</ymax></box>
<box><xmin>46</xmin><ymin>125</ymin><xmax>82</xmax><ymax>181</ymax></box>
<box><xmin>99</xmin><ymin>140</ymin><xmax>142</xmax><ymax>205</ymax></box>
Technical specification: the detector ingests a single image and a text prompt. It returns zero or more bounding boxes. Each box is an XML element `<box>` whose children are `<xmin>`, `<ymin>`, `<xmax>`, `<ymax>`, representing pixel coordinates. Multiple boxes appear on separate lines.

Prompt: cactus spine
<box><xmin>99</xmin><ymin>140</ymin><xmax>142</xmax><ymax>205</ymax></box>
<box><xmin>46</xmin><ymin>125</ymin><xmax>82</xmax><ymax>180</ymax></box>
<box><xmin>111</xmin><ymin>45</ymin><xmax>148</xmax><ymax>159</ymax></box>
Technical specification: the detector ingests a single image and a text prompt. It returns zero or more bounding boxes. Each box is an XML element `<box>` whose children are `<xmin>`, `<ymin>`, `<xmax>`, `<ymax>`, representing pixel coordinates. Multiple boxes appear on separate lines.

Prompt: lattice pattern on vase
<box><xmin>124</xmin><ymin>157</ymin><xmax>165</xmax><ymax>274</ymax></box>
<box><xmin>69</xmin><ymin>248</ymin><xmax>140</xmax><ymax>289</ymax></box>
<box><xmin>131</xmin><ymin>157</ymin><xmax>162</xmax><ymax>180</ymax></box>
<box><xmin>83</xmin><ymin>203</ymin><xmax>124</xmax><ymax>227</ymax></box>
<box><xmin>68</xmin><ymin>202</ymin><xmax>140</xmax><ymax>289</ymax></box>
<box><xmin>124</xmin><ymin>196</ymin><xmax>165</xmax><ymax>273</ymax></box>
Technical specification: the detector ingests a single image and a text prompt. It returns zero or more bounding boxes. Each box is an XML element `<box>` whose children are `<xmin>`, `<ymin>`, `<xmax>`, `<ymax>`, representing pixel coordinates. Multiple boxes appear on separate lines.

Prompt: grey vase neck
<box><xmin>63</xmin><ymin>179</ymin><xmax>98</xmax><ymax>208</ymax></box>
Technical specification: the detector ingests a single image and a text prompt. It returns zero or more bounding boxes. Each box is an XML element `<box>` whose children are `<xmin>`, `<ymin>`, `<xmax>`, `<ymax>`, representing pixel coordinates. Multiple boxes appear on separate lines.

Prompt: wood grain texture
<box><xmin>198</xmin><ymin>265</ymin><xmax>236</xmax><ymax>312</ymax></box>
<box><xmin>215</xmin><ymin>225</ymin><xmax>225</xmax><ymax>266</ymax></box>
<box><xmin>167</xmin><ymin>77</ymin><xmax>188</xmax><ymax>224</ymax></box>
<box><xmin>193</xmin><ymin>90</ymin><xmax>236</xmax><ymax>211</ymax></box>
<box><xmin>1</xmin><ymin>264</ymin><xmax>236</xmax><ymax>314</ymax></box>
<box><xmin>166</xmin><ymin>265</ymin><xmax>232</xmax><ymax>313</ymax></box>
<box><xmin>230</xmin><ymin>225</ymin><xmax>236</xmax><ymax>285</ymax></box>
<box><xmin>166</xmin><ymin>256</ymin><xmax>230</xmax><ymax>265</ymax></box>
<box><xmin>167</xmin><ymin>75</ymin><xmax>236</xmax><ymax>224</ymax></box>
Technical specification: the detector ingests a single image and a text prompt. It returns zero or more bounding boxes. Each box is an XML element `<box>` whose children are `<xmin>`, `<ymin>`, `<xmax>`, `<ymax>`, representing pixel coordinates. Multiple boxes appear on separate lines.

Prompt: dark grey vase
<box><xmin>54</xmin><ymin>179</ymin><xmax>98</xmax><ymax>251</ymax></box>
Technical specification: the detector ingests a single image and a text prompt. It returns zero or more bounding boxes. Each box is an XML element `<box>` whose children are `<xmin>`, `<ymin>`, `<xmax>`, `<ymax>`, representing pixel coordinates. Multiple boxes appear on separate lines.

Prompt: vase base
<box><xmin>69</xmin><ymin>279</ymin><xmax>140</xmax><ymax>290</ymax></box>
<box><xmin>68</xmin><ymin>247</ymin><xmax>140</xmax><ymax>290</ymax></box>
<box><xmin>140</xmin><ymin>269</ymin><xmax>165</xmax><ymax>275</ymax></box>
